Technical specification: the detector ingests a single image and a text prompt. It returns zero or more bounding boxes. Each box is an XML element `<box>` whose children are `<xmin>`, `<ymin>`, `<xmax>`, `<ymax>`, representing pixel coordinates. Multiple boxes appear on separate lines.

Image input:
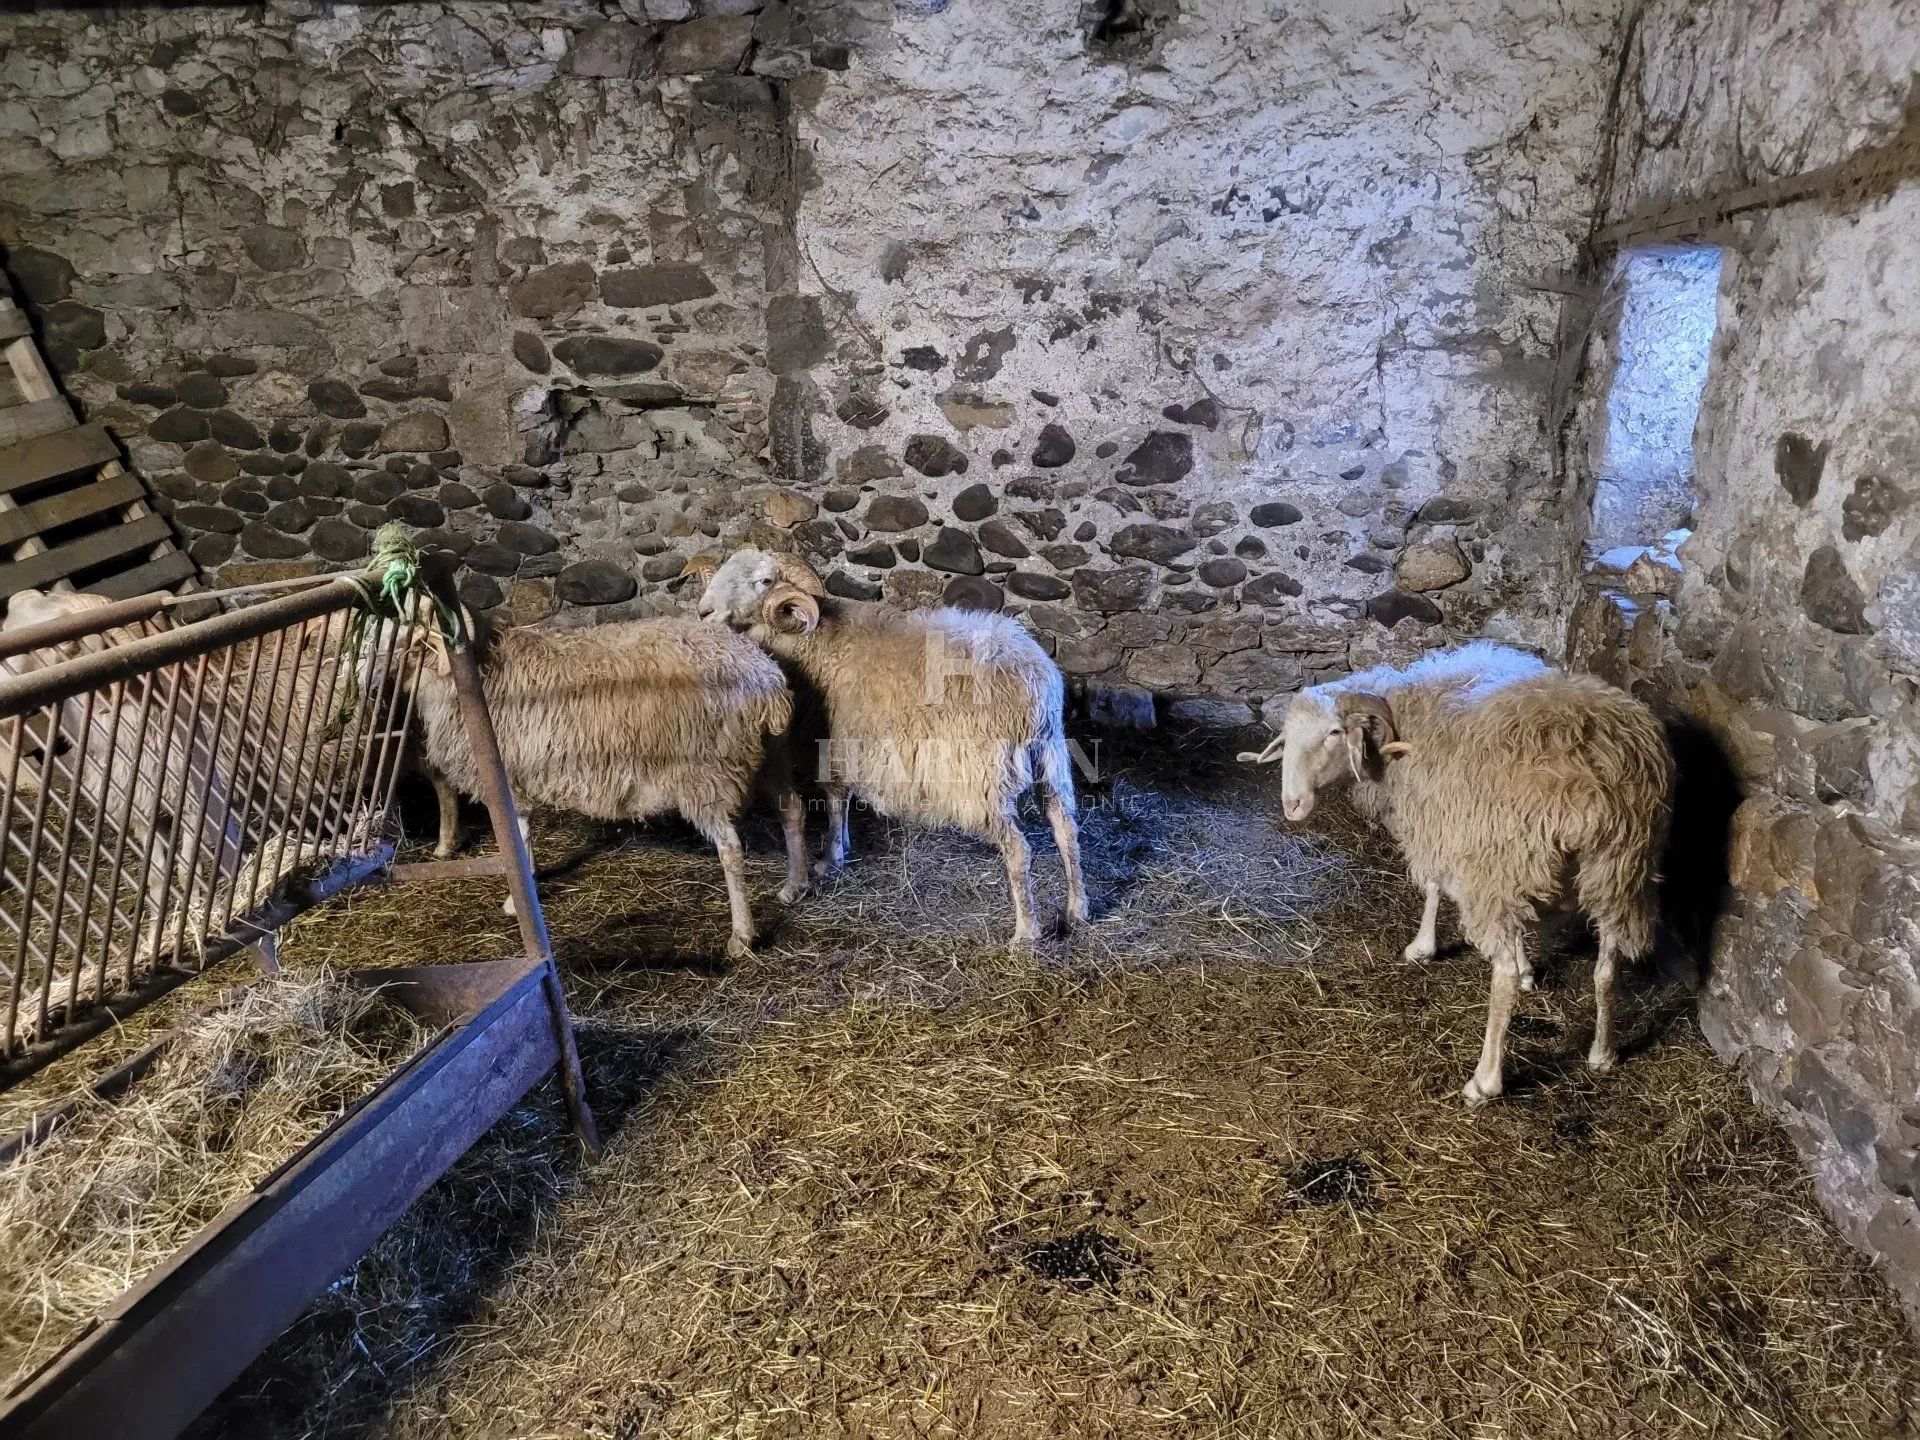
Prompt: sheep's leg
<box><xmin>814</xmin><ymin>784</ymin><xmax>850</xmax><ymax>879</ymax></box>
<box><xmin>1588</xmin><ymin>934</ymin><xmax>1619</xmax><ymax>1072</ymax></box>
<box><xmin>1403</xmin><ymin>883</ymin><xmax>1440</xmax><ymax>963</ymax></box>
<box><xmin>989</xmin><ymin>815</ymin><xmax>1039</xmax><ymax>947</ymax></box>
<box><xmin>711</xmin><ymin>820</ymin><xmax>756</xmax><ymax>961</ymax></box>
<box><xmin>775</xmin><ymin>777</ymin><xmax>810</xmax><ymax>904</ymax></box>
<box><xmin>1044</xmin><ymin>790</ymin><xmax>1088</xmax><ymax>928</ymax></box>
<box><xmin>501</xmin><ymin>814</ymin><xmax>532</xmax><ymax>919</ymax></box>
<box><xmin>430</xmin><ymin>767</ymin><xmax>461</xmax><ymax>859</ymax></box>
<box><xmin>1463</xmin><ymin>933</ymin><xmax>1523</xmax><ymax>1108</ymax></box>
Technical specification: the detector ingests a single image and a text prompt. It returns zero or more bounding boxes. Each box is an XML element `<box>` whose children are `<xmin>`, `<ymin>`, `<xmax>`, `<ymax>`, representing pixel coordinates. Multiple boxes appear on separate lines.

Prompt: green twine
<box><xmin>328</xmin><ymin>524</ymin><xmax>464</xmax><ymax>736</ymax></box>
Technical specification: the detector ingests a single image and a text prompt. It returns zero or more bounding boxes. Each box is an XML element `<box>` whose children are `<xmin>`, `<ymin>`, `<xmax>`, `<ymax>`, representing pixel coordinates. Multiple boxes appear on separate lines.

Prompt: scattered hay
<box><xmin>0</xmin><ymin>971</ymin><xmax>428</xmax><ymax>1395</ymax></box>
<box><xmin>182</xmin><ymin>731</ymin><xmax>1920</xmax><ymax>1438</ymax></box>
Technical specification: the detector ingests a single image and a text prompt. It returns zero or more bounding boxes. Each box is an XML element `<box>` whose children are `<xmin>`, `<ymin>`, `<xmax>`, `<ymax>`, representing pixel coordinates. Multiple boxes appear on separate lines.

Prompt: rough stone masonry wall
<box><xmin>0</xmin><ymin>0</ymin><xmax>811</xmax><ymax>625</ymax></box>
<box><xmin>0</xmin><ymin>0</ymin><xmax>1626</xmax><ymax>706</ymax></box>
<box><xmin>1569</xmin><ymin>0</ymin><xmax>1920</xmax><ymax>1312</ymax></box>
<box><xmin>786</xmin><ymin>0</ymin><xmax>1626</xmax><ymax>716</ymax></box>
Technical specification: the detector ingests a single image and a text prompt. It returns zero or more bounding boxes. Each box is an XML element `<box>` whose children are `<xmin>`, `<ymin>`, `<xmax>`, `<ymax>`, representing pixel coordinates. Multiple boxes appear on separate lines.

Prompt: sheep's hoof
<box><xmin>725</xmin><ymin>933</ymin><xmax>754</xmax><ymax>962</ymax></box>
<box><xmin>1009</xmin><ymin>925</ymin><xmax>1040</xmax><ymax>951</ymax></box>
<box><xmin>1518</xmin><ymin>970</ymin><xmax>1538</xmax><ymax>993</ymax></box>
<box><xmin>811</xmin><ymin>857</ymin><xmax>844</xmax><ymax>881</ymax></box>
<box><xmin>1587</xmin><ymin>1047</ymin><xmax>1617</xmax><ymax>1074</ymax></box>
<box><xmin>432</xmin><ymin>843</ymin><xmax>456</xmax><ymax>861</ymax></box>
<box><xmin>1461</xmin><ymin>1076</ymin><xmax>1500</xmax><ymax>1109</ymax></box>
<box><xmin>1402</xmin><ymin>940</ymin><xmax>1435</xmax><ymax>964</ymax></box>
<box><xmin>778</xmin><ymin>881</ymin><xmax>812</xmax><ymax>905</ymax></box>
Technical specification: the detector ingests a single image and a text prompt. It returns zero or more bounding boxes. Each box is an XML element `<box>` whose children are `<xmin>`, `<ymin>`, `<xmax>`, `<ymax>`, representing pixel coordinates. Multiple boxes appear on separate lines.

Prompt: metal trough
<box><xmin>0</xmin><ymin>571</ymin><xmax>597</xmax><ymax>1439</ymax></box>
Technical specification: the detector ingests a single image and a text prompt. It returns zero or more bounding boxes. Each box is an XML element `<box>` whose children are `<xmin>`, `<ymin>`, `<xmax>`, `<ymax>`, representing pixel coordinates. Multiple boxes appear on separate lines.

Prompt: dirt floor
<box><xmin>158</xmin><ymin>727</ymin><xmax>1920</xmax><ymax>1439</ymax></box>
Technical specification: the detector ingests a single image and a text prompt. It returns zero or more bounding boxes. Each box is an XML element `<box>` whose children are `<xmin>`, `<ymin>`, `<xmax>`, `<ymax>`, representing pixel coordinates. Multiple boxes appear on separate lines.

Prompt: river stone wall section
<box><xmin>0</xmin><ymin>1</ymin><xmax>801</xmax><ymax>626</ymax></box>
<box><xmin>785</xmin><ymin>0</ymin><xmax>1625</xmax><ymax>715</ymax></box>
<box><xmin>0</xmin><ymin>0</ymin><xmax>1624</xmax><ymax>707</ymax></box>
<box><xmin>1567</xmin><ymin>0</ymin><xmax>1920</xmax><ymax>1313</ymax></box>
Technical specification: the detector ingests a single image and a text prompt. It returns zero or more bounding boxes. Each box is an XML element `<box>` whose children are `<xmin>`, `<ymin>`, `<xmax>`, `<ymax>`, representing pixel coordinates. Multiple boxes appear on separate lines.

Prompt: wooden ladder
<box><xmin>0</xmin><ymin>295</ymin><xmax>194</xmax><ymax>605</ymax></box>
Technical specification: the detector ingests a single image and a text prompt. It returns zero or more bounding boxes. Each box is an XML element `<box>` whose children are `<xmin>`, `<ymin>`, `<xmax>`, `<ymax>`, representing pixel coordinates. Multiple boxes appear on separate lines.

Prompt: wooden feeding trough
<box><xmin>0</xmin><ymin>572</ymin><xmax>596</xmax><ymax>1440</ymax></box>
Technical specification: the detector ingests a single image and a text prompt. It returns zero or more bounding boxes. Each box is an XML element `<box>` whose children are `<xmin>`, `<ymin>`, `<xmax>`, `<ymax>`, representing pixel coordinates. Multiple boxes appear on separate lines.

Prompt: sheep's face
<box><xmin>695</xmin><ymin>549</ymin><xmax>824</xmax><ymax>635</ymax></box>
<box><xmin>696</xmin><ymin>549</ymin><xmax>786</xmax><ymax>630</ymax></box>
<box><xmin>1277</xmin><ymin>692</ymin><xmax>1351</xmax><ymax>823</ymax></box>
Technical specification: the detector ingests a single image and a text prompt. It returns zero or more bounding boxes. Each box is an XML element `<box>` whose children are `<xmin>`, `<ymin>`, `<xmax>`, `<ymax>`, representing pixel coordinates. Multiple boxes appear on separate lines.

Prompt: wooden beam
<box><xmin>5</xmin><ymin>334</ymin><xmax>60</xmax><ymax>403</ymax></box>
<box><xmin>0</xmin><ymin>513</ymin><xmax>171</xmax><ymax>597</ymax></box>
<box><xmin>0</xmin><ymin>471</ymin><xmax>144</xmax><ymax>548</ymax></box>
<box><xmin>89</xmin><ymin>549</ymin><xmax>196</xmax><ymax>600</ymax></box>
<box><xmin>0</xmin><ymin>424</ymin><xmax>117</xmax><ymax>496</ymax></box>
<box><xmin>0</xmin><ymin>397</ymin><xmax>75</xmax><ymax>447</ymax></box>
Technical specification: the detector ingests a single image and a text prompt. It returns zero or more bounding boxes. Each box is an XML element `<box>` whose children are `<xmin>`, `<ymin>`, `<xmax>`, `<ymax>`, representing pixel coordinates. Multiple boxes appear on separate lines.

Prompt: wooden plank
<box><xmin>4</xmin><ymin>336</ymin><xmax>59</xmax><ymax>404</ymax></box>
<box><xmin>0</xmin><ymin>471</ymin><xmax>143</xmax><ymax>549</ymax></box>
<box><xmin>0</xmin><ymin>513</ymin><xmax>170</xmax><ymax>597</ymax></box>
<box><xmin>88</xmin><ymin>549</ymin><xmax>196</xmax><ymax>600</ymax></box>
<box><xmin>0</xmin><ymin>424</ymin><xmax>117</xmax><ymax>496</ymax></box>
<box><xmin>1596</xmin><ymin>169</ymin><xmax>1838</xmax><ymax>247</ymax></box>
<box><xmin>0</xmin><ymin>398</ymin><xmax>74</xmax><ymax>447</ymax></box>
<box><xmin>0</xmin><ymin>303</ymin><xmax>27</xmax><ymax>343</ymax></box>
<box><xmin>388</xmin><ymin>855</ymin><xmax>509</xmax><ymax>882</ymax></box>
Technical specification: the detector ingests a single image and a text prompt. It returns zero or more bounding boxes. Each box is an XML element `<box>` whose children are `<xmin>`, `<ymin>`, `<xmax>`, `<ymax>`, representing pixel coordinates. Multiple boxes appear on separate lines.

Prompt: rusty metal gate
<box><xmin>0</xmin><ymin>571</ymin><xmax>596</xmax><ymax>1440</ymax></box>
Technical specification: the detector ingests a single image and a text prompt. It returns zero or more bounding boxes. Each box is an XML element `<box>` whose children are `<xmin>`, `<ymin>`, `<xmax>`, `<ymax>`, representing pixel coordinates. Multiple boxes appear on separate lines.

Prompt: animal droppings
<box><xmin>1286</xmin><ymin>1153</ymin><xmax>1381</xmax><ymax>1211</ymax></box>
<box><xmin>1021</xmin><ymin>1227</ymin><xmax>1133</xmax><ymax>1288</ymax></box>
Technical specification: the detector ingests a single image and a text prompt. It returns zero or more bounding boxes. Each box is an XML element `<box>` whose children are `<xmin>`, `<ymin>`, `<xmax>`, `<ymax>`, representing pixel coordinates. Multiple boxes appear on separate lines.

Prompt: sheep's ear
<box><xmin>1342</xmin><ymin>725</ymin><xmax>1373</xmax><ymax>784</ymax></box>
<box><xmin>679</xmin><ymin>553</ymin><xmax>721</xmax><ymax>587</ymax></box>
<box><xmin>1337</xmin><ymin>691</ymin><xmax>1397</xmax><ymax>782</ymax></box>
<box><xmin>762</xmin><ymin>583</ymin><xmax>820</xmax><ymax>635</ymax></box>
<box><xmin>772</xmin><ymin>553</ymin><xmax>827</xmax><ymax>597</ymax></box>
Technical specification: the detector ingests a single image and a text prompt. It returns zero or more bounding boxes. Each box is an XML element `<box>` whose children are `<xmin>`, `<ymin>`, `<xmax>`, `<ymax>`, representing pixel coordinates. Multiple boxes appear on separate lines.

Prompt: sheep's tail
<box><xmin>1575</xmin><ymin>718</ymin><xmax>1673</xmax><ymax>961</ymax></box>
<box><xmin>762</xmin><ymin>682</ymin><xmax>794</xmax><ymax>740</ymax></box>
<box><xmin>1034</xmin><ymin>716</ymin><xmax>1077</xmax><ymax>815</ymax></box>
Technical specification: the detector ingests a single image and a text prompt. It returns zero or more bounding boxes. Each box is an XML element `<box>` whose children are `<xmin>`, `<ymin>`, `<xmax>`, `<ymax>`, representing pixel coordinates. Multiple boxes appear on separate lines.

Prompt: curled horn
<box><xmin>762</xmin><ymin>582</ymin><xmax>821</xmax><ymax>635</ymax></box>
<box><xmin>771</xmin><ymin>552</ymin><xmax>827</xmax><ymax>597</ymax></box>
<box><xmin>679</xmin><ymin>553</ymin><xmax>721</xmax><ymax>587</ymax></box>
<box><xmin>1335</xmin><ymin>691</ymin><xmax>1400</xmax><ymax>782</ymax></box>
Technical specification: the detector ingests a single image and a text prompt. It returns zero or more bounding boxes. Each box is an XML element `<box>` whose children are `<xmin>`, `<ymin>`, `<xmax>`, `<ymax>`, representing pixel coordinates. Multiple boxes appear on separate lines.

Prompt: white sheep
<box><xmin>689</xmin><ymin>548</ymin><xmax>1087</xmax><ymax>946</ymax></box>
<box><xmin>1241</xmin><ymin>642</ymin><xmax>1671</xmax><ymax>1106</ymax></box>
<box><xmin>0</xmin><ymin>590</ymin><xmax>242</xmax><ymax>882</ymax></box>
<box><xmin>408</xmin><ymin>610</ymin><xmax>809</xmax><ymax>961</ymax></box>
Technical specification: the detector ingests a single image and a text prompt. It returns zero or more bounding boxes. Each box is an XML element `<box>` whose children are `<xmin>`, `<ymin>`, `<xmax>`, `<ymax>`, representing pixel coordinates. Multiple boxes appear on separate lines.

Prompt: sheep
<box><xmin>1239</xmin><ymin>641</ymin><xmax>1671</xmax><ymax>1106</ymax></box>
<box><xmin>1240</xmin><ymin>643</ymin><xmax>1550</xmax><ymax>975</ymax></box>
<box><xmin>689</xmin><ymin>547</ymin><xmax>1087</xmax><ymax>946</ymax></box>
<box><xmin>0</xmin><ymin>590</ymin><xmax>242</xmax><ymax>879</ymax></box>
<box><xmin>406</xmin><ymin>609</ymin><xmax>809</xmax><ymax>961</ymax></box>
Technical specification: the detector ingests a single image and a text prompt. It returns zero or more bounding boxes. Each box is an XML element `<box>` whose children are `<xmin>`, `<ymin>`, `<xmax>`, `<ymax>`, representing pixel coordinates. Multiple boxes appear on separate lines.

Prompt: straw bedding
<box><xmin>103</xmin><ymin>730</ymin><xmax>1920</xmax><ymax>1436</ymax></box>
<box><xmin>0</xmin><ymin>972</ymin><xmax>428</xmax><ymax>1397</ymax></box>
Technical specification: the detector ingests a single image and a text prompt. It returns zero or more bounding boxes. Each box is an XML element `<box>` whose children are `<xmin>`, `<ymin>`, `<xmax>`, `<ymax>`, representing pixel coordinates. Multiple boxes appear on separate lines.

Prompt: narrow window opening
<box><xmin>1589</xmin><ymin>244</ymin><xmax>1723</xmax><ymax>568</ymax></box>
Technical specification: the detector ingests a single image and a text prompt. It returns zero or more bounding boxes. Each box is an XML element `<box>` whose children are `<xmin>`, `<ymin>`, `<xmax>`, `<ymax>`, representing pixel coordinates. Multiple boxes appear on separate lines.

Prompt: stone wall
<box><xmin>1568</xmin><ymin>0</ymin><xmax>1920</xmax><ymax>1312</ymax></box>
<box><xmin>786</xmin><ymin>0</ymin><xmax>1626</xmax><ymax>715</ymax></box>
<box><xmin>0</xmin><ymin>0</ymin><xmax>1627</xmax><ymax>706</ymax></box>
<box><xmin>0</xmin><ymin>0</ymin><xmax>810</xmax><ymax>626</ymax></box>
